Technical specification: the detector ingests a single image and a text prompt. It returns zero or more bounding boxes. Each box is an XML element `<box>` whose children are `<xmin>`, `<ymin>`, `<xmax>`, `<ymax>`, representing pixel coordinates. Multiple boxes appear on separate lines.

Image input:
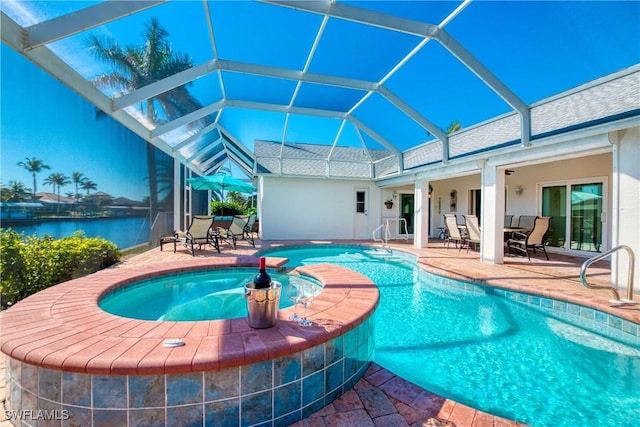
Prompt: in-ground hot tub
<box><xmin>98</xmin><ymin>267</ymin><xmax>321</xmax><ymax>321</ymax></box>
<box><xmin>0</xmin><ymin>257</ymin><xmax>378</xmax><ymax>426</ymax></box>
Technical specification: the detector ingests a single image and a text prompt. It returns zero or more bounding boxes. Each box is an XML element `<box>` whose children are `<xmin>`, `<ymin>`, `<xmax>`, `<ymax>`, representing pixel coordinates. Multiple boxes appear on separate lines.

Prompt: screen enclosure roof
<box><xmin>2</xmin><ymin>0</ymin><xmax>639</xmax><ymax>180</ymax></box>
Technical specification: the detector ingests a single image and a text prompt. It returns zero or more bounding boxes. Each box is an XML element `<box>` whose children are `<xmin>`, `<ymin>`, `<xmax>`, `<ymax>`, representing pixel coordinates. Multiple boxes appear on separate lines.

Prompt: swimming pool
<box><xmin>259</xmin><ymin>245</ymin><xmax>640</xmax><ymax>427</ymax></box>
<box><xmin>99</xmin><ymin>268</ymin><xmax>319</xmax><ymax>321</ymax></box>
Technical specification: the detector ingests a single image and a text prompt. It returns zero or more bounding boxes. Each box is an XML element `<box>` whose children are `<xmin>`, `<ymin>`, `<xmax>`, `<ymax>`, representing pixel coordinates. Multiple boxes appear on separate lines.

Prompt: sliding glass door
<box><xmin>541</xmin><ymin>180</ymin><xmax>605</xmax><ymax>253</ymax></box>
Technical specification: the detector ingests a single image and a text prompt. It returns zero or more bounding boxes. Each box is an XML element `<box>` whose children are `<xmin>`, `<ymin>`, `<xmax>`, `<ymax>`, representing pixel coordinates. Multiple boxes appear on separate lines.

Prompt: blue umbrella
<box><xmin>187</xmin><ymin>175</ymin><xmax>256</xmax><ymax>216</ymax></box>
<box><xmin>186</xmin><ymin>175</ymin><xmax>256</xmax><ymax>193</ymax></box>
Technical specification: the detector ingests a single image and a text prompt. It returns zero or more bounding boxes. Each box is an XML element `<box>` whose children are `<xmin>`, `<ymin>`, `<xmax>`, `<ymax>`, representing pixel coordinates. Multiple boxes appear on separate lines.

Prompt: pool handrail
<box><xmin>580</xmin><ymin>244</ymin><xmax>636</xmax><ymax>303</ymax></box>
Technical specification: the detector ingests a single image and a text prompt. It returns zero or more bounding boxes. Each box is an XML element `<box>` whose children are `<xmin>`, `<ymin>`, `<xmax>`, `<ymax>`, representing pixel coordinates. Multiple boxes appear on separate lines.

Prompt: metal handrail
<box><xmin>579</xmin><ymin>245</ymin><xmax>636</xmax><ymax>302</ymax></box>
<box><xmin>372</xmin><ymin>223</ymin><xmax>386</xmax><ymax>244</ymax></box>
<box><xmin>372</xmin><ymin>218</ymin><xmax>409</xmax><ymax>246</ymax></box>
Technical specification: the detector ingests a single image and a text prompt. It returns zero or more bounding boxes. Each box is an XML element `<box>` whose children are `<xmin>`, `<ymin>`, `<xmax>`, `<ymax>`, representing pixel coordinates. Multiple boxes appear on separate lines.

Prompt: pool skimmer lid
<box><xmin>163</xmin><ymin>338</ymin><xmax>185</xmax><ymax>348</ymax></box>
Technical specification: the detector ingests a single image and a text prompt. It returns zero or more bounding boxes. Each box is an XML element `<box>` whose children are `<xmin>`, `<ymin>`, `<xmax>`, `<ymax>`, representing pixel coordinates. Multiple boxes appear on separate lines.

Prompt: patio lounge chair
<box><xmin>180</xmin><ymin>215</ymin><xmax>219</xmax><ymax>256</ymax></box>
<box><xmin>464</xmin><ymin>214</ymin><xmax>481</xmax><ymax>253</ymax></box>
<box><xmin>444</xmin><ymin>214</ymin><xmax>465</xmax><ymax>250</ymax></box>
<box><xmin>217</xmin><ymin>215</ymin><xmax>255</xmax><ymax>248</ymax></box>
<box><xmin>507</xmin><ymin>216</ymin><xmax>551</xmax><ymax>260</ymax></box>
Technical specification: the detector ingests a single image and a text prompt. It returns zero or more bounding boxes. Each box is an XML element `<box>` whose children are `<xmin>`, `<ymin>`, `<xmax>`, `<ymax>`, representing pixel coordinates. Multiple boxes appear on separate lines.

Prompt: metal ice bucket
<box><xmin>244</xmin><ymin>281</ymin><xmax>281</xmax><ymax>329</ymax></box>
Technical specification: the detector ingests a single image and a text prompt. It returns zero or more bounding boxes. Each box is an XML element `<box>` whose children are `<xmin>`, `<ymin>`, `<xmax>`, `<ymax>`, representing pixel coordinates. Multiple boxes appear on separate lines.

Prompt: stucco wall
<box><xmin>506</xmin><ymin>153</ymin><xmax>612</xmax><ymax>218</ymax></box>
<box><xmin>259</xmin><ymin>176</ymin><xmax>379</xmax><ymax>240</ymax></box>
<box><xmin>616</xmin><ymin>127</ymin><xmax>640</xmax><ymax>294</ymax></box>
<box><xmin>427</xmin><ymin>153</ymin><xmax>613</xmax><ymax>233</ymax></box>
<box><xmin>429</xmin><ymin>174</ymin><xmax>481</xmax><ymax>230</ymax></box>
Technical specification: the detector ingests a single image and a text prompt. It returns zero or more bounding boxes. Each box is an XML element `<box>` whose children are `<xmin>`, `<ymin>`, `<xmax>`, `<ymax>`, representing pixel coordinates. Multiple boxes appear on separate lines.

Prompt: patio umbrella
<box><xmin>187</xmin><ymin>175</ymin><xmax>256</xmax><ymax>193</ymax></box>
<box><xmin>186</xmin><ymin>175</ymin><xmax>256</xmax><ymax>215</ymax></box>
<box><xmin>571</xmin><ymin>191</ymin><xmax>601</xmax><ymax>204</ymax></box>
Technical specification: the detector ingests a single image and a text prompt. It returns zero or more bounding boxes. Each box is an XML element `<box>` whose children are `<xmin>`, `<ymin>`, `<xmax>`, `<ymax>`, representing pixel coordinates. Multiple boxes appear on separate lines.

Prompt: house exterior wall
<box><xmin>259</xmin><ymin>176</ymin><xmax>380</xmax><ymax>240</ymax></box>
<box><xmin>615</xmin><ymin>126</ymin><xmax>640</xmax><ymax>295</ymax></box>
<box><xmin>507</xmin><ymin>153</ymin><xmax>612</xmax><ymax>216</ymax></box>
<box><xmin>429</xmin><ymin>174</ymin><xmax>481</xmax><ymax>229</ymax></box>
<box><xmin>426</xmin><ymin>153</ymin><xmax>613</xmax><ymax>233</ymax></box>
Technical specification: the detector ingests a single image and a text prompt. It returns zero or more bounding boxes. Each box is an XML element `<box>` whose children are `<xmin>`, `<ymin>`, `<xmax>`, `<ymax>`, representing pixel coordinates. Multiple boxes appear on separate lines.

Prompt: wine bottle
<box><xmin>253</xmin><ymin>257</ymin><xmax>272</xmax><ymax>289</ymax></box>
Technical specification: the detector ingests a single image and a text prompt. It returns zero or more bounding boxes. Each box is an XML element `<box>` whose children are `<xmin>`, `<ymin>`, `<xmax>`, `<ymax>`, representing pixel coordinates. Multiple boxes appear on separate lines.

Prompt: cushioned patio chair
<box><xmin>464</xmin><ymin>214</ymin><xmax>481</xmax><ymax>253</ymax></box>
<box><xmin>444</xmin><ymin>214</ymin><xmax>465</xmax><ymax>250</ymax></box>
<box><xmin>507</xmin><ymin>216</ymin><xmax>551</xmax><ymax>260</ymax></box>
<box><xmin>180</xmin><ymin>215</ymin><xmax>219</xmax><ymax>256</ymax></box>
<box><xmin>217</xmin><ymin>215</ymin><xmax>255</xmax><ymax>248</ymax></box>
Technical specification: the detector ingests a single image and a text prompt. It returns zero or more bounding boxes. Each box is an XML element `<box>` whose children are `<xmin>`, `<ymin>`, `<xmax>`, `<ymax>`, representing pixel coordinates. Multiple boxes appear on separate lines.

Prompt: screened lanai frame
<box><xmin>0</xmin><ymin>0</ymin><xmax>546</xmax><ymax>181</ymax></box>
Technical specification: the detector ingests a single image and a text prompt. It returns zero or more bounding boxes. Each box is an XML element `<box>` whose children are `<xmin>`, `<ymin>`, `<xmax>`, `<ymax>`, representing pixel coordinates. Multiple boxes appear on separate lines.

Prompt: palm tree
<box><xmin>81</xmin><ymin>179</ymin><xmax>98</xmax><ymax>196</ymax></box>
<box><xmin>17</xmin><ymin>157</ymin><xmax>50</xmax><ymax>202</ymax></box>
<box><xmin>87</xmin><ymin>18</ymin><xmax>204</xmax><ymax>233</ymax></box>
<box><xmin>43</xmin><ymin>172</ymin><xmax>70</xmax><ymax>214</ymax></box>
<box><xmin>71</xmin><ymin>171</ymin><xmax>87</xmax><ymax>200</ymax></box>
<box><xmin>445</xmin><ymin>121</ymin><xmax>462</xmax><ymax>134</ymax></box>
<box><xmin>226</xmin><ymin>191</ymin><xmax>246</xmax><ymax>205</ymax></box>
<box><xmin>1</xmin><ymin>181</ymin><xmax>31</xmax><ymax>202</ymax></box>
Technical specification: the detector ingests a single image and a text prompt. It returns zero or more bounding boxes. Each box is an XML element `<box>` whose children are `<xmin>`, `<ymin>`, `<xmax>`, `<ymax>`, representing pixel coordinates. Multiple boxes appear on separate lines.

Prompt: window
<box><xmin>356</xmin><ymin>191</ymin><xmax>366</xmax><ymax>213</ymax></box>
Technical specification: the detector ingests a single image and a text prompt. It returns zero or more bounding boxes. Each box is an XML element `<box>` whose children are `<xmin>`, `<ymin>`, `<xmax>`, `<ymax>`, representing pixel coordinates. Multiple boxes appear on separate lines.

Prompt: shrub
<box><xmin>0</xmin><ymin>230</ymin><xmax>120</xmax><ymax>309</ymax></box>
<box><xmin>210</xmin><ymin>201</ymin><xmax>244</xmax><ymax>216</ymax></box>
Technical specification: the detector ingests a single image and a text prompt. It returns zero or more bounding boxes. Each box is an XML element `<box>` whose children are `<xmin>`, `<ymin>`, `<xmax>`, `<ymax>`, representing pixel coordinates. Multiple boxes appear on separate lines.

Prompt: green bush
<box><xmin>0</xmin><ymin>230</ymin><xmax>120</xmax><ymax>309</ymax></box>
<box><xmin>210</xmin><ymin>201</ymin><xmax>244</xmax><ymax>216</ymax></box>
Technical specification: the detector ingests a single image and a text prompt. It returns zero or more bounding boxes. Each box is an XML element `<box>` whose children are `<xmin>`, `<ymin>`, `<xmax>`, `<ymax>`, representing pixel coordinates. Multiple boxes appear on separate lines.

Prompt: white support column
<box><xmin>173</xmin><ymin>157</ymin><xmax>181</xmax><ymax>231</ymax></box>
<box><xmin>414</xmin><ymin>179</ymin><xmax>430</xmax><ymax>248</ymax></box>
<box><xmin>479</xmin><ymin>160</ymin><xmax>505</xmax><ymax>263</ymax></box>
<box><xmin>613</xmin><ymin>127</ymin><xmax>640</xmax><ymax>295</ymax></box>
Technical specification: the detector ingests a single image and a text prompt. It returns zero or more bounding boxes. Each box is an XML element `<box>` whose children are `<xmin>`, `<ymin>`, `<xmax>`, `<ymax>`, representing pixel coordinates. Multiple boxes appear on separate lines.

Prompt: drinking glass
<box><xmin>298</xmin><ymin>283</ymin><xmax>316</xmax><ymax>327</ymax></box>
<box><xmin>287</xmin><ymin>281</ymin><xmax>301</xmax><ymax>321</ymax></box>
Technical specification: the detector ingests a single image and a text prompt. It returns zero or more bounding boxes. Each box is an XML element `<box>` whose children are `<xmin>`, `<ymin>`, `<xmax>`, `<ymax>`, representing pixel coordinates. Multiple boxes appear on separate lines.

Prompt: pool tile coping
<box><xmin>0</xmin><ymin>256</ymin><xmax>379</xmax><ymax>376</ymax></box>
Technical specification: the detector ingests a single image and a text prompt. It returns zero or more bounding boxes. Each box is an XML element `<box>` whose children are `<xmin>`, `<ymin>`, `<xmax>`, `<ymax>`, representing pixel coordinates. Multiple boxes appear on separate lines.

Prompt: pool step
<box><xmin>364</xmin><ymin>250</ymin><xmax>403</xmax><ymax>262</ymax></box>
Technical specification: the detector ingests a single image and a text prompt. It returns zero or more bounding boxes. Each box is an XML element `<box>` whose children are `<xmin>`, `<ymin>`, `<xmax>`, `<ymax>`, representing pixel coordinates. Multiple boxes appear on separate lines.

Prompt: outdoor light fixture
<box><xmin>515</xmin><ymin>185</ymin><xmax>524</xmax><ymax>196</ymax></box>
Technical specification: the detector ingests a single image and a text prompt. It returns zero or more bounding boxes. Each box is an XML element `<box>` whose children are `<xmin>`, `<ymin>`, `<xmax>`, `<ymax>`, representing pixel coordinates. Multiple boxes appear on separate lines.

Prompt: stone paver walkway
<box><xmin>293</xmin><ymin>362</ymin><xmax>526</xmax><ymax>427</ymax></box>
<box><xmin>2</xmin><ymin>237</ymin><xmax>637</xmax><ymax>426</ymax></box>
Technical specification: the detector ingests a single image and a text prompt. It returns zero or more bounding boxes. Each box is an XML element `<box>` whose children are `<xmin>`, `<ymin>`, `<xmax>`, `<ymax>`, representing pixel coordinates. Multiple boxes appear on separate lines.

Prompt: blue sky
<box><xmin>1</xmin><ymin>46</ymin><xmax>151</xmax><ymax>201</ymax></box>
<box><xmin>1</xmin><ymin>1</ymin><xmax>639</xmax><ymax>196</ymax></box>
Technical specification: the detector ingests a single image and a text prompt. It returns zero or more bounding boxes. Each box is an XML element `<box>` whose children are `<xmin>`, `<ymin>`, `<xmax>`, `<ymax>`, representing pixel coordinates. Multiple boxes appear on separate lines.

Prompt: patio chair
<box><xmin>504</xmin><ymin>214</ymin><xmax>514</xmax><ymax>228</ymax></box>
<box><xmin>181</xmin><ymin>215</ymin><xmax>219</xmax><ymax>256</ymax></box>
<box><xmin>217</xmin><ymin>215</ymin><xmax>255</xmax><ymax>248</ymax></box>
<box><xmin>515</xmin><ymin>215</ymin><xmax>537</xmax><ymax>231</ymax></box>
<box><xmin>464</xmin><ymin>214</ymin><xmax>481</xmax><ymax>253</ymax></box>
<box><xmin>243</xmin><ymin>214</ymin><xmax>257</xmax><ymax>242</ymax></box>
<box><xmin>444</xmin><ymin>214</ymin><xmax>465</xmax><ymax>250</ymax></box>
<box><xmin>507</xmin><ymin>216</ymin><xmax>551</xmax><ymax>260</ymax></box>
<box><xmin>503</xmin><ymin>214</ymin><xmax>514</xmax><ymax>242</ymax></box>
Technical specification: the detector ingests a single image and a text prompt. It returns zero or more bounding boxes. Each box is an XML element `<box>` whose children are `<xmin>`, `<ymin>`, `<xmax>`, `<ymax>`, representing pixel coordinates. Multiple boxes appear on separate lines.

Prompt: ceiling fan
<box><xmin>505</xmin><ymin>169</ymin><xmax>515</xmax><ymax>175</ymax></box>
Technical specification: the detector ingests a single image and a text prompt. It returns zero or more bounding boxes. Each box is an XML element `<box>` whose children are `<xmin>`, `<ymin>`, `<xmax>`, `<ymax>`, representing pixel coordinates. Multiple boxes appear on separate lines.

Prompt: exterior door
<box><xmin>541</xmin><ymin>180</ymin><xmax>606</xmax><ymax>253</ymax></box>
<box><xmin>400</xmin><ymin>194</ymin><xmax>414</xmax><ymax>234</ymax></box>
<box><xmin>354</xmin><ymin>189</ymin><xmax>369</xmax><ymax>238</ymax></box>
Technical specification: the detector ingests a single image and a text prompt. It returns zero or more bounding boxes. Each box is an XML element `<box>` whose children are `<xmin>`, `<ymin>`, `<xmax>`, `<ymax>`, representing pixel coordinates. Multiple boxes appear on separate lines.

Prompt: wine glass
<box><xmin>287</xmin><ymin>280</ymin><xmax>301</xmax><ymax>321</ymax></box>
<box><xmin>298</xmin><ymin>283</ymin><xmax>316</xmax><ymax>327</ymax></box>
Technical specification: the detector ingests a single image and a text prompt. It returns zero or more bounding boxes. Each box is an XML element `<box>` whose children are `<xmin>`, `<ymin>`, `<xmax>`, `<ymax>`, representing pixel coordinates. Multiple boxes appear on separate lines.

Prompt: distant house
<box><xmin>0</xmin><ymin>202</ymin><xmax>44</xmax><ymax>222</ymax></box>
<box><xmin>107</xmin><ymin>196</ymin><xmax>148</xmax><ymax>217</ymax></box>
<box><xmin>36</xmin><ymin>193</ymin><xmax>76</xmax><ymax>214</ymax></box>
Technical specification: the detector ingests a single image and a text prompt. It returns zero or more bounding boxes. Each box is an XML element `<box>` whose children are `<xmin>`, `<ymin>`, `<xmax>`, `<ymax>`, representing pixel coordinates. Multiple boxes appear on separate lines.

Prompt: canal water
<box><xmin>5</xmin><ymin>217</ymin><xmax>150</xmax><ymax>250</ymax></box>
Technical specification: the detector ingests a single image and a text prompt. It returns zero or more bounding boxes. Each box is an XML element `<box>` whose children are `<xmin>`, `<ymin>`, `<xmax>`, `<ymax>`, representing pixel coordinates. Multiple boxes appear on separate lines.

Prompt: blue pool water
<box><xmin>99</xmin><ymin>268</ymin><xmax>318</xmax><ymax>321</ymax></box>
<box><xmin>259</xmin><ymin>245</ymin><xmax>640</xmax><ymax>427</ymax></box>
